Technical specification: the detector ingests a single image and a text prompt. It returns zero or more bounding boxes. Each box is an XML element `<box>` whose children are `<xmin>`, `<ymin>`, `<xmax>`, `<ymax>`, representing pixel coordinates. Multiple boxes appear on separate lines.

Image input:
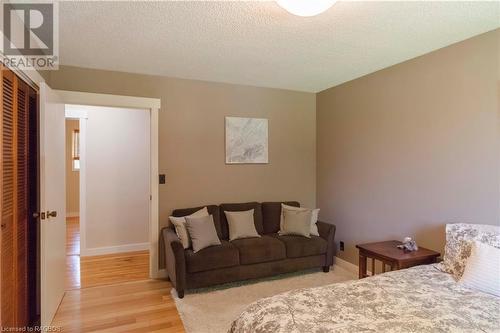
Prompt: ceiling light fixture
<box><xmin>277</xmin><ymin>0</ymin><xmax>337</xmax><ymax>17</ymax></box>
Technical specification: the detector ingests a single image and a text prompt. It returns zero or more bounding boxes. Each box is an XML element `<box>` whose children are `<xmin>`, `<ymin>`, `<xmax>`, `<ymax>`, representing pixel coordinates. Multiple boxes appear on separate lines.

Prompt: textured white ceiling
<box><xmin>59</xmin><ymin>1</ymin><xmax>499</xmax><ymax>92</ymax></box>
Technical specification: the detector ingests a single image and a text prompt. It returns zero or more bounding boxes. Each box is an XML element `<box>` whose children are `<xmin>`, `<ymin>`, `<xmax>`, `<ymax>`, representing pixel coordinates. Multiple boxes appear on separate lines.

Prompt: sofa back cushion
<box><xmin>185</xmin><ymin>215</ymin><xmax>221</xmax><ymax>253</ymax></box>
<box><xmin>261</xmin><ymin>201</ymin><xmax>299</xmax><ymax>234</ymax></box>
<box><xmin>172</xmin><ymin>205</ymin><xmax>222</xmax><ymax>239</ymax></box>
<box><xmin>219</xmin><ymin>202</ymin><xmax>263</xmax><ymax>240</ymax></box>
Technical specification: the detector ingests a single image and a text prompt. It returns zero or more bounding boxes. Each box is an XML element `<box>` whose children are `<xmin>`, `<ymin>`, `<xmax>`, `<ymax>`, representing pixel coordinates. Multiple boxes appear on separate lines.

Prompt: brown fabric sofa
<box><xmin>161</xmin><ymin>201</ymin><xmax>336</xmax><ymax>298</ymax></box>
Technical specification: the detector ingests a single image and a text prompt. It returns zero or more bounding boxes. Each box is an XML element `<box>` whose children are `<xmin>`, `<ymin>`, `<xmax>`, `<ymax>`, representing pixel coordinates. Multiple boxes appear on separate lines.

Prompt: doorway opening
<box><xmin>64</xmin><ymin>119</ymin><xmax>80</xmax><ymax>289</ymax></box>
<box><xmin>64</xmin><ymin>104</ymin><xmax>151</xmax><ymax>290</ymax></box>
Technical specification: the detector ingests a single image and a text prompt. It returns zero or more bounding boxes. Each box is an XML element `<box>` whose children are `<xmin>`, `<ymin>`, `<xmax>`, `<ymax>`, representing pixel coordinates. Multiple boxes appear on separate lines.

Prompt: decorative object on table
<box><xmin>356</xmin><ymin>240</ymin><xmax>440</xmax><ymax>279</ymax></box>
<box><xmin>225</xmin><ymin>117</ymin><xmax>268</xmax><ymax>164</ymax></box>
<box><xmin>397</xmin><ymin>237</ymin><xmax>419</xmax><ymax>252</ymax></box>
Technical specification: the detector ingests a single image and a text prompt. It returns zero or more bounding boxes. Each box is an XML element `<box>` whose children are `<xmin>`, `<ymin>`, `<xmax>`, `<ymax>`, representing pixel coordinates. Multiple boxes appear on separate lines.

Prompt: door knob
<box><xmin>46</xmin><ymin>211</ymin><xmax>57</xmax><ymax>218</ymax></box>
<box><xmin>33</xmin><ymin>212</ymin><xmax>46</xmax><ymax>220</ymax></box>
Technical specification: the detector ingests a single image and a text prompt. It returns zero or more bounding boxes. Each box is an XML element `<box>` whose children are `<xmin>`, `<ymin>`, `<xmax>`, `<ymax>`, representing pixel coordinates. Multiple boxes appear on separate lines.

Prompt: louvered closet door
<box><xmin>27</xmin><ymin>87</ymin><xmax>38</xmax><ymax>325</ymax></box>
<box><xmin>0</xmin><ymin>66</ymin><xmax>32</xmax><ymax>328</ymax></box>
<box><xmin>1</xmin><ymin>67</ymin><xmax>16</xmax><ymax>328</ymax></box>
<box><xmin>16</xmin><ymin>79</ymin><xmax>29</xmax><ymax>327</ymax></box>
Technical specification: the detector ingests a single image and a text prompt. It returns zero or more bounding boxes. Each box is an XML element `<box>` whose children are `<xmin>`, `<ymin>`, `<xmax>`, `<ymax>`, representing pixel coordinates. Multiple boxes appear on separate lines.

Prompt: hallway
<box><xmin>65</xmin><ymin>217</ymin><xmax>150</xmax><ymax>290</ymax></box>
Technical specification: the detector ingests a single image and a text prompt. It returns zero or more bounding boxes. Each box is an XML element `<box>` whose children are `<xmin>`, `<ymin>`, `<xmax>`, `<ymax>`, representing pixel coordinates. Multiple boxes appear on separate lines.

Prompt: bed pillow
<box><xmin>440</xmin><ymin>223</ymin><xmax>500</xmax><ymax>279</ymax></box>
<box><xmin>279</xmin><ymin>209</ymin><xmax>312</xmax><ymax>238</ymax></box>
<box><xmin>169</xmin><ymin>207</ymin><xmax>209</xmax><ymax>249</ymax></box>
<box><xmin>224</xmin><ymin>209</ymin><xmax>261</xmax><ymax>241</ymax></box>
<box><xmin>459</xmin><ymin>241</ymin><xmax>500</xmax><ymax>297</ymax></box>
<box><xmin>280</xmin><ymin>204</ymin><xmax>320</xmax><ymax>236</ymax></box>
<box><xmin>185</xmin><ymin>215</ymin><xmax>221</xmax><ymax>253</ymax></box>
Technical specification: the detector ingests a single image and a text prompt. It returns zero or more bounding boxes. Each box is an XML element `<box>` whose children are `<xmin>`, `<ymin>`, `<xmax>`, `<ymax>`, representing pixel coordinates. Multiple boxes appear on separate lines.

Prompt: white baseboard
<box><xmin>66</xmin><ymin>212</ymin><xmax>79</xmax><ymax>218</ymax></box>
<box><xmin>334</xmin><ymin>256</ymin><xmax>372</xmax><ymax>276</ymax></box>
<box><xmin>334</xmin><ymin>256</ymin><xmax>358</xmax><ymax>274</ymax></box>
<box><xmin>81</xmin><ymin>242</ymin><xmax>149</xmax><ymax>257</ymax></box>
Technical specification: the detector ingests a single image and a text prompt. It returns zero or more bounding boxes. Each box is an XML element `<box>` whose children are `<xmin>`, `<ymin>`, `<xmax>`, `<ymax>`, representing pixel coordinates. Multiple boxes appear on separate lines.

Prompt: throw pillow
<box><xmin>169</xmin><ymin>207</ymin><xmax>209</xmax><ymax>249</ymax></box>
<box><xmin>279</xmin><ymin>209</ymin><xmax>312</xmax><ymax>238</ymax></box>
<box><xmin>185</xmin><ymin>215</ymin><xmax>221</xmax><ymax>253</ymax></box>
<box><xmin>440</xmin><ymin>223</ymin><xmax>500</xmax><ymax>279</ymax></box>
<box><xmin>459</xmin><ymin>241</ymin><xmax>500</xmax><ymax>297</ymax></box>
<box><xmin>281</xmin><ymin>204</ymin><xmax>320</xmax><ymax>236</ymax></box>
<box><xmin>224</xmin><ymin>209</ymin><xmax>261</xmax><ymax>241</ymax></box>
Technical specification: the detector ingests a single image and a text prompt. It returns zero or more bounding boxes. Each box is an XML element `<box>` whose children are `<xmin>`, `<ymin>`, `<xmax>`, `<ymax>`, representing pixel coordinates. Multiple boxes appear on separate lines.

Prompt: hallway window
<box><xmin>72</xmin><ymin>129</ymin><xmax>80</xmax><ymax>171</ymax></box>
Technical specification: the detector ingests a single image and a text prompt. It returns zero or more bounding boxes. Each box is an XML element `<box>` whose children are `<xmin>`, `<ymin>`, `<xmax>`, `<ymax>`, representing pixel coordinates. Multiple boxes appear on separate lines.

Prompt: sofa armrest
<box><xmin>317</xmin><ymin>221</ymin><xmax>336</xmax><ymax>267</ymax></box>
<box><xmin>162</xmin><ymin>227</ymin><xmax>186</xmax><ymax>297</ymax></box>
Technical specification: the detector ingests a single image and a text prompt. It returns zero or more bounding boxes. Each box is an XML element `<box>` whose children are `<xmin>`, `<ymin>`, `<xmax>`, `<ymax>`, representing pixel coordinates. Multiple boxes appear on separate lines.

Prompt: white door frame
<box><xmin>56</xmin><ymin>90</ymin><xmax>161</xmax><ymax>279</ymax></box>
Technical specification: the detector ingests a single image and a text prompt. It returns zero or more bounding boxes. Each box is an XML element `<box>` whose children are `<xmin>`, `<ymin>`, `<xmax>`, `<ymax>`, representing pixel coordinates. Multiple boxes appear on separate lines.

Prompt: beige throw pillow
<box><xmin>169</xmin><ymin>207</ymin><xmax>208</xmax><ymax>249</ymax></box>
<box><xmin>280</xmin><ymin>204</ymin><xmax>320</xmax><ymax>236</ymax></box>
<box><xmin>225</xmin><ymin>209</ymin><xmax>261</xmax><ymax>241</ymax></box>
<box><xmin>185</xmin><ymin>215</ymin><xmax>221</xmax><ymax>253</ymax></box>
<box><xmin>280</xmin><ymin>209</ymin><xmax>312</xmax><ymax>238</ymax></box>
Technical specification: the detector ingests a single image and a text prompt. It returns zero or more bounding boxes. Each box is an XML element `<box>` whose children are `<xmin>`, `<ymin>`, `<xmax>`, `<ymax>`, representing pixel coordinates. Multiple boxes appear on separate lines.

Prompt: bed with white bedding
<box><xmin>229</xmin><ymin>223</ymin><xmax>500</xmax><ymax>333</ymax></box>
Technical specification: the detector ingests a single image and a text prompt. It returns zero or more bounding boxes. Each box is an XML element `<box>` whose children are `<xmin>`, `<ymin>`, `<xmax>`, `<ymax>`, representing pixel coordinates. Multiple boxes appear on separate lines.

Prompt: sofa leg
<box><xmin>323</xmin><ymin>266</ymin><xmax>330</xmax><ymax>273</ymax></box>
<box><xmin>177</xmin><ymin>289</ymin><xmax>184</xmax><ymax>299</ymax></box>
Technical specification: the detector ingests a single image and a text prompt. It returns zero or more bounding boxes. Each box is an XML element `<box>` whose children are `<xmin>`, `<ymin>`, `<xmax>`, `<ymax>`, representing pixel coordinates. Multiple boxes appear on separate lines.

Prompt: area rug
<box><xmin>171</xmin><ymin>265</ymin><xmax>355</xmax><ymax>333</ymax></box>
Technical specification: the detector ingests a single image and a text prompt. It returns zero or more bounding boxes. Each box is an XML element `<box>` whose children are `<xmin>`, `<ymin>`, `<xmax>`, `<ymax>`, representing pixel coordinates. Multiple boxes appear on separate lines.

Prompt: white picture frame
<box><xmin>225</xmin><ymin>117</ymin><xmax>268</xmax><ymax>164</ymax></box>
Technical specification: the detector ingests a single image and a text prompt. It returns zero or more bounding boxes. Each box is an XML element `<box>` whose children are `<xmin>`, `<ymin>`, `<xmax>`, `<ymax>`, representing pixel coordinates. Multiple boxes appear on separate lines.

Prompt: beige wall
<box><xmin>82</xmin><ymin>106</ymin><xmax>150</xmax><ymax>251</ymax></box>
<box><xmin>65</xmin><ymin>119</ymin><xmax>79</xmax><ymax>215</ymax></box>
<box><xmin>317</xmin><ymin>30</ymin><xmax>500</xmax><ymax>265</ymax></box>
<box><xmin>49</xmin><ymin>29</ymin><xmax>498</xmax><ymax>267</ymax></box>
<box><xmin>47</xmin><ymin>69</ymin><xmax>317</xmax><ymax>232</ymax></box>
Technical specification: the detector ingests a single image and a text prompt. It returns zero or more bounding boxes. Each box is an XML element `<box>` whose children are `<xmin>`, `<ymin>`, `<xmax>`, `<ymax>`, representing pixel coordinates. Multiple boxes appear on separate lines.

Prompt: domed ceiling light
<box><xmin>276</xmin><ymin>0</ymin><xmax>337</xmax><ymax>17</ymax></box>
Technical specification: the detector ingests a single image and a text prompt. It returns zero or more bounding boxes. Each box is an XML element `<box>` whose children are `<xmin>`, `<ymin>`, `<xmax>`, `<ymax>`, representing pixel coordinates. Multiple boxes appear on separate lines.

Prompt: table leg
<box><xmin>382</xmin><ymin>263</ymin><xmax>386</xmax><ymax>273</ymax></box>
<box><xmin>359</xmin><ymin>254</ymin><xmax>367</xmax><ymax>279</ymax></box>
<box><xmin>371</xmin><ymin>258</ymin><xmax>375</xmax><ymax>276</ymax></box>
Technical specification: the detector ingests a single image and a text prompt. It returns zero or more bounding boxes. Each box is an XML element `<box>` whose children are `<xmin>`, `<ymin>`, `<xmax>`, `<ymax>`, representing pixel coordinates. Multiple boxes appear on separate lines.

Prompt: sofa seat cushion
<box><xmin>185</xmin><ymin>240</ymin><xmax>239</xmax><ymax>273</ymax></box>
<box><xmin>231</xmin><ymin>235</ymin><xmax>286</xmax><ymax>265</ymax></box>
<box><xmin>271</xmin><ymin>234</ymin><xmax>327</xmax><ymax>258</ymax></box>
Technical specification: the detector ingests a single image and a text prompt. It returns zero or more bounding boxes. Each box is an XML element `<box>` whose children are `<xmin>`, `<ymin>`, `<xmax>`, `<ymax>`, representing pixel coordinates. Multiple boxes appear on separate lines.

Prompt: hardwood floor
<box><xmin>66</xmin><ymin>217</ymin><xmax>80</xmax><ymax>255</ymax></box>
<box><xmin>52</xmin><ymin>279</ymin><xmax>184</xmax><ymax>333</ymax></box>
<box><xmin>80</xmin><ymin>251</ymin><xmax>150</xmax><ymax>288</ymax></box>
<box><xmin>66</xmin><ymin>217</ymin><xmax>81</xmax><ymax>290</ymax></box>
<box><xmin>65</xmin><ymin>217</ymin><xmax>151</xmax><ymax>290</ymax></box>
<box><xmin>56</xmin><ymin>217</ymin><xmax>184</xmax><ymax>332</ymax></box>
<box><xmin>66</xmin><ymin>254</ymin><xmax>81</xmax><ymax>290</ymax></box>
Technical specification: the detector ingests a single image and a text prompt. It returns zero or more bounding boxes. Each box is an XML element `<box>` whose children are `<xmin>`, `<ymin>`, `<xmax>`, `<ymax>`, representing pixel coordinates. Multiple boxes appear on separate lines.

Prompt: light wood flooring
<box><xmin>66</xmin><ymin>217</ymin><xmax>80</xmax><ymax>256</ymax></box>
<box><xmin>66</xmin><ymin>217</ymin><xmax>81</xmax><ymax>290</ymax></box>
<box><xmin>54</xmin><ymin>217</ymin><xmax>185</xmax><ymax>332</ymax></box>
<box><xmin>65</xmin><ymin>217</ymin><xmax>151</xmax><ymax>290</ymax></box>
<box><xmin>52</xmin><ymin>279</ymin><xmax>184</xmax><ymax>333</ymax></box>
<box><xmin>80</xmin><ymin>251</ymin><xmax>150</xmax><ymax>288</ymax></box>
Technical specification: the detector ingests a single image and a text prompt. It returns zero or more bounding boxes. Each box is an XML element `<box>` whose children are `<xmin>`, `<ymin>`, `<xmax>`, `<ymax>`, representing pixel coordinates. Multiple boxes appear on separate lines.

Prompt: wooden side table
<box><xmin>356</xmin><ymin>240</ymin><xmax>440</xmax><ymax>279</ymax></box>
